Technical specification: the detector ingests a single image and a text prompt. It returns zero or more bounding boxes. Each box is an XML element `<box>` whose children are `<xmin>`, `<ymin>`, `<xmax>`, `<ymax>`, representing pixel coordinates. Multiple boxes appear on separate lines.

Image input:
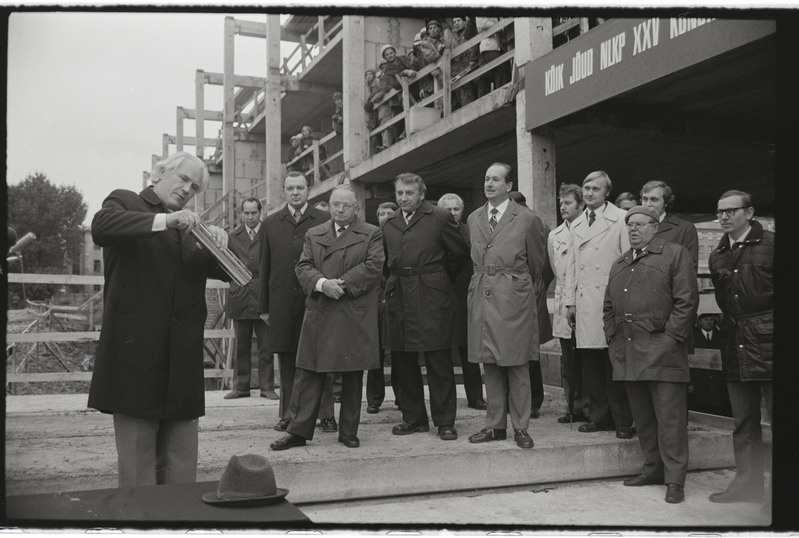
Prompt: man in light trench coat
<box><xmin>270</xmin><ymin>185</ymin><xmax>384</xmax><ymax>450</ymax></box>
<box><xmin>604</xmin><ymin>205</ymin><xmax>699</xmax><ymax>504</ymax></box>
<box><xmin>465</xmin><ymin>163</ymin><xmax>548</xmax><ymax>449</ymax></box>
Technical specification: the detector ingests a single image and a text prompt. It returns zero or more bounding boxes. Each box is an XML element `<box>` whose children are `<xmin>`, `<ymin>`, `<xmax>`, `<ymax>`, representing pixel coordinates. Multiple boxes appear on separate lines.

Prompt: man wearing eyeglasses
<box><xmin>270</xmin><ymin>185</ymin><xmax>384</xmax><ymax>450</ymax></box>
<box><xmin>604</xmin><ymin>205</ymin><xmax>699</xmax><ymax>504</ymax></box>
<box><xmin>707</xmin><ymin>190</ymin><xmax>774</xmax><ymax>505</ymax></box>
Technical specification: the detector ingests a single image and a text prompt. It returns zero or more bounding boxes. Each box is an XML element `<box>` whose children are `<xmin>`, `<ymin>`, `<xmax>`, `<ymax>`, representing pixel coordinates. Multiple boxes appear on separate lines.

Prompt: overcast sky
<box><xmin>7</xmin><ymin>11</ymin><xmax>271</xmax><ymax>227</ymax></box>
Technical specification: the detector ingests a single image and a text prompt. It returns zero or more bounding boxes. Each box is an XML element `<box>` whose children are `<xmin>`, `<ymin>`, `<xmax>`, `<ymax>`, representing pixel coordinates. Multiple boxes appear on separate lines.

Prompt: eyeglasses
<box><xmin>715</xmin><ymin>207</ymin><xmax>747</xmax><ymax>219</ymax></box>
<box><xmin>626</xmin><ymin>221</ymin><xmax>656</xmax><ymax>230</ymax></box>
<box><xmin>330</xmin><ymin>202</ymin><xmax>355</xmax><ymax>210</ymax></box>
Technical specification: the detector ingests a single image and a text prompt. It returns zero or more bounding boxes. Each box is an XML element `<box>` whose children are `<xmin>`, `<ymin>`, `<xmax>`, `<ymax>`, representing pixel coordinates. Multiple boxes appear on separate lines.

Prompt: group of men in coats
<box><xmin>88</xmin><ymin>152</ymin><xmax>773</xmax><ymax>512</ymax></box>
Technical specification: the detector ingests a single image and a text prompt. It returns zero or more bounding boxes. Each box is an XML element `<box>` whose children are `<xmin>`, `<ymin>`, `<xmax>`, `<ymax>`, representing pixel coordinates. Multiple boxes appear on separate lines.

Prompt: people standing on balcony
<box><xmin>465</xmin><ymin>164</ymin><xmax>547</xmax><ymax>450</ymax></box>
<box><xmin>287</xmin><ymin>134</ymin><xmax>303</xmax><ymax>172</ymax></box>
<box><xmin>382</xmin><ymin>173</ymin><xmax>469</xmax><ymax>441</ymax></box>
<box><xmin>89</xmin><ymin>152</ymin><xmax>230</xmax><ymax>488</ymax></box>
<box><xmin>364</xmin><ymin>68</ymin><xmax>381</xmax><ymax>150</ymax></box>
<box><xmin>417</xmin><ymin>19</ymin><xmax>448</xmax><ymax>100</ymax></box>
<box><xmin>548</xmin><ymin>184</ymin><xmax>589</xmax><ymax>424</ymax></box>
<box><xmin>331</xmin><ymin>92</ymin><xmax>344</xmax><ymax>136</ymax></box>
<box><xmin>708</xmin><ymin>190</ymin><xmax>773</xmax><ymax>506</ymax></box>
<box><xmin>604</xmin><ymin>205</ymin><xmax>699</xmax><ymax>504</ymax></box>
<box><xmin>374</xmin><ymin>44</ymin><xmax>415</xmax><ymax>149</ymax></box>
<box><xmin>437</xmin><ymin>193</ymin><xmax>487</xmax><ymax>412</ymax></box>
<box><xmin>224</xmin><ymin>197</ymin><xmax>278</xmax><ymax>402</ymax></box>
<box><xmin>299</xmin><ymin>125</ymin><xmax>329</xmax><ymax>182</ymax></box>
<box><xmin>270</xmin><ymin>185</ymin><xmax>385</xmax><ymax>451</ymax></box>
<box><xmin>448</xmin><ymin>16</ymin><xmax>479</xmax><ymax>109</ymax></box>
<box><xmin>564</xmin><ymin>171</ymin><xmax>635</xmax><ymax>439</ymax></box>
<box><xmin>507</xmin><ymin>190</ymin><xmax>554</xmax><ymax>420</ymax></box>
<box><xmin>258</xmin><ymin>171</ymin><xmax>336</xmax><ymax>434</ymax></box>
<box><xmin>475</xmin><ymin>16</ymin><xmax>511</xmax><ymax>98</ymax></box>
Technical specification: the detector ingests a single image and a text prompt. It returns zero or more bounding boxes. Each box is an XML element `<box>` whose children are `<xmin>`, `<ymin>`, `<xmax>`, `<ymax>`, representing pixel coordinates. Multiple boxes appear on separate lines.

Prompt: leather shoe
<box><xmin>468</xmin><ymin>427</ymin><xmax>507</xmax><ymax>443</ymax></box>
<box><xmin>366</xmin><ymin>403</ymin><xmax>380</xmax><ymax>414</ymax></box>
<box><xmin>338</xmin><ymin>434</ymin><xmax>360</xmax><ymax>448</ymax></box>
<box><xmin>321</xmin><ymin>416</ymin><xmax>338</xmax><ymax>433</ymax></box>
<box><xmin>514</xmin><ymin>429</ymin><xmax>534</xmax><ymax>449</ymax></box>
<box><xmin>270</xmin><ymin>433</ymin><xmax>306</xmax><ymax>451</ymax></box>
<box><xmin>578</xmin><ymin>421</ymin><xmax>614</xmax><ymax>433</ymax></box>
<box><xmin>224</xmin><ymin>390</ymin><xmax>249</xmax><ymax>399</ymax></box>
<box><xmin>260</xmin><ymin>390</ymin><xmax>279</xmax><ymax>400</ymax></box>
<box><xmin>623</xmin><ymin>473</ymin><xmax>665</xmax><ymax>487</ymax></box>
<box><xmin>530</xmin><ymin>408</ymin><xmax>540</xmax><ymax>419</ymax></box>
<box><xmin>708</xmin><ymin>488</ymin><xmax>763</xmax><ymax>503</ymax></box>
<box><xmin>467</xmin><ymin>399</ymin><xmax>488</xmax><ymax>410</ymax></box>
<box><xmin>438</xmin><ymin>426</ymin><xmax>457</xmax><ymax>440</ymax></box>
<box><xmin>273</xmin><ymin>417</ymin><xmax>291</xmax><ymax>431</ymax></box>
<box><xmin>616</xmin><ymin>425</ymin><xmax>635</xmax><ymax>439</ymax></box>
<box><xmin>665</xmin><ymin>484</ymin><xmax>685</xmax><ymax>504</ymax></box>
<box><xmin>557</xmin><ymin>413</ymin><xmax>587</xmax><ymax>423</ymax></box>
<box><xmin>392</xmin><ymin>420</ymin><xmax>429</xmax><ymax>435</ymax></box>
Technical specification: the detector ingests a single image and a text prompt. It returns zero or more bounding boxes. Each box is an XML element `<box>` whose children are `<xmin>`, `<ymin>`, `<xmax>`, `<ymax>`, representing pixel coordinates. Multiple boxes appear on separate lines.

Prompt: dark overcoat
<box><xmin>258</xmin><ymin>204</ymin><xmax>329</xmax><ymax>353</ymax></box>
<box><xmin>294</xmin><ymin>218</ymin><xmax>384</xmax><ymax>372</ymax></box>
<box><xmin>655</xmin><ymin>213</ymin><xmax>699</xmax><ymax>269</ymax></box>
<box><xmin>450</xmin><ymin>222</ymin><xmax>473</xmax><ymax>347</ymax></box>
<box><xmin>382</xmin><ymin>200</ymin><xmax>469</xmax><ymax>352</ymax></box>
<box><xmin>603</xmin><ymin>238</ymin><xmax>699</xmax><ymax>383</ymax></box>
<box><xmin>466</xmin><ymin>200</ymin><xmax>546</xmax><ymax>366</ymax></box>
<box><xmin>709</xmin><ymin>220</ymin><xmax>774</xmax><ymax>381</ymax></box>
<box><xmin>226</xmin><ymin>223</ymin><xmax>263</xmax><ymax>320</ymax></box>
<box><xmin>88</xmin><ymin>187</ymin><xmax>227</xmax><ymax>421</ymax></box>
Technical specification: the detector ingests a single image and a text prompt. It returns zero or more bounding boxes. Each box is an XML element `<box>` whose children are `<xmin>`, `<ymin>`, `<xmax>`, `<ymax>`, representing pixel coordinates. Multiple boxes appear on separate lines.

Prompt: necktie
<box><xmin>489</xmin><ymin>208</ymin><xmax>498</xmax><ymax>231</ymax></box>
<box><xmin>705</xmin><ymin>330</ymin><xmax>711</xmax><ymax>341</ymax></box>
<box><xmin>336</xmin><ymin>226</ymin><xmax>345</xmax><ymax>237</ymax></box>
<box><xmin>248</xmin><ymin>229</ymin><xmax>255</xmax><ymax>242</ymax></box>
<box><xmin>633</xmin><ymin>249</ymin><xmax>643</xmax><ymax>259</ymax></box>
<box><xmin>405</xmin><ymin>212</ymin><xmax>413</xmax><ymax>225</ymax></box>
<box><xmin>588</xmin><ymin>210</ymin><xmax>596</xmax><ymax>227</ymax></box>
<box><xmin>294</xmin><ymin>210</ymin><xmax>302</xmax><ymax>222</ymax></box>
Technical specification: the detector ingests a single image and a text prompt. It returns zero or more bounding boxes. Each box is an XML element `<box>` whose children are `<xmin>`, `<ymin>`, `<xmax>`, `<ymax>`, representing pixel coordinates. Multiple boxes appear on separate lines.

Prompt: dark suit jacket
<box><xmin>88</xmin><ymin>187</ymin><xmax>227</xmax><ymax>420</ymax></box>
<box><xmin>227</xmin><ymin>223</ymin><xmax>263</xmax><ymax>320</ymax></box>
<box><xmin>450</xmin><ymin>222</ymin><xmax>473</xmax><ymax>347</ymax></box>
<box><xmin>693</xmin><ymin>325</ymin><xmax>721</xmax><ymax>350</ymax></box>
<box><xmin>258</xmin><ymin>204</ymin><xmax>329</xmax><ymax>353</ymax></box>
<box><xmin>656</xmin><ymin>213</ymin><xmax>699</xmax><ymax>269</ymax></box>
<box><xmin>381</xmin><ymin>200</ymin><xmax>469</xmax><ymax>352</ymax></box>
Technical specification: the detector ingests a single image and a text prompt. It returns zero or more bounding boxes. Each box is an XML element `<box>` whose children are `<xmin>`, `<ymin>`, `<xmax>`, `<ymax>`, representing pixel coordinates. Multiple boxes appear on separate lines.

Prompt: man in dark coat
<box><xmin>225</xmin><ymin>197</ymin><xmax>277</xmax><ymax>400</ymax></box>
<box><xmin>88</xmin><ymin>152</ymin><xmax>229</xmax><ymax>487</ymax></box>
<box><xmin>438</xmin><ymin>193</ymin><xmax>487</xmax><ymax>411</ymax></box>
<box><xmin>640</xmin><ymin>180</ymin><xmax>699</xmax><ymax>269</ymax></box>
<box><xmin>382</xmin><ymin>173</ymin><xmax>470</xmax><ymax>440</ymax></box>
<box><xmin>694</xmin><ymin>313</ymin><xmax>722</xmax><ymax>349</ymax></box>
<box><xmin>708</xmin><ymin>190</ymin><xmax>774</xmax><ymax>505</ymax></box>
<box><xmin>271</xmin><ymin>185</ymin><xmax>384</xmax><ymax>450</ymax></box>
<box><xmin>604</xmin><ymin>205</ymin><xmax>699</xmax><ymax>504</ymax></box>
<box><xmin>258</xmin><ymin>171</ymin><xmax>333</xmax><ymax>432</ymax></box>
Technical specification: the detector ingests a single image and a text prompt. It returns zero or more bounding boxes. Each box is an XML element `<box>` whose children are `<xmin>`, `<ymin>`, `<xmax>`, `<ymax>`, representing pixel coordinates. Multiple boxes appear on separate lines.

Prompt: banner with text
<box><xmin>524</xmin><ymin>18</ymin><xmax>775</xmax><ymax>130</ymax></box>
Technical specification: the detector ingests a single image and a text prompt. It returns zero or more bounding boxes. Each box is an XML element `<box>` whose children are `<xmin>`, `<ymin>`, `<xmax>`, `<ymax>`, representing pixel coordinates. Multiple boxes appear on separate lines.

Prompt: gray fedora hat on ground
<box><xmin>202</xmin><ymin>454</ymin><xmax>288</xmax><ymax>507</ymax></box>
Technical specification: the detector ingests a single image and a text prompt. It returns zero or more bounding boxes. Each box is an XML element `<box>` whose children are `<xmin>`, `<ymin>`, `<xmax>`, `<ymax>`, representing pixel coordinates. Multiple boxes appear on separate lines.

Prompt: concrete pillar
<box><xmin>343</xmin><ymin>16</ymin><xmax>369</xmax><ymax>170</ymax></box>
<box><xmin>264</xmin><ymin>14</ymin><xmax>284</xmax><ymax>213</ymax></box>
<box><xmin>176</xmin><ymin>107</ymin><xmax>185</xmax><ymax>152</ymax></box>
<box><xmin>515</xmin><ymin>17</ymin><xmax>557</xmax><ymax>230</ymax></box>
<box><xmin>223</xmin><ymin>17</ymin><xmax>236</xmax><ymax>228</ymax></box>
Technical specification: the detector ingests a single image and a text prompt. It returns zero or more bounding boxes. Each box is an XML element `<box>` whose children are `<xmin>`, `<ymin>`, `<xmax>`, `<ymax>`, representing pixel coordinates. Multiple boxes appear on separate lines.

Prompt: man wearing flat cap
<box><xmin>603</xmin><ymin>205</ymin><xmax>699</xmax><ymax>504</ymax></box>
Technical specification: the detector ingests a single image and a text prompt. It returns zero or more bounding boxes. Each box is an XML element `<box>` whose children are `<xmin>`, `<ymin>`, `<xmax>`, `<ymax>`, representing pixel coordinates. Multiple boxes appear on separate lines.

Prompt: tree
<box><xmin>8</xmin><ymin>173</ymin><xmax>88</xmax><ymax>300</ymax></box>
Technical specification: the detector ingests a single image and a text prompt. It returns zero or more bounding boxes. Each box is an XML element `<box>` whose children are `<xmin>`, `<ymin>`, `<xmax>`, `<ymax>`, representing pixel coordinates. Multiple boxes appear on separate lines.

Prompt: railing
<box><xmin>284</xmin><ymin>130</ymin><xmax>344</xmax><ymax>186</ymax></box>
<box><xmin>367</xmin><ymin>17</ymin><xmax>598</xmax><ymax>155</ymax></box>
<box><xmin>6</xmin><ymin>274</ymin><xmax>237</xmax><ymax>389</ymax></box>
<box><xmin>281</xmin><ymin>16</ymin><xmax>344</xmax><ymax>76</ymax></box>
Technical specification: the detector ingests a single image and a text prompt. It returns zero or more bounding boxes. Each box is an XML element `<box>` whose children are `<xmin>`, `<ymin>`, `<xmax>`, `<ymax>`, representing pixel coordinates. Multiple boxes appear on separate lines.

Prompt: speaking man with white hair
<box><xmin>89</xmin><ymin>151</ymin><xmax>230</xmax><ymax>487</ymax></box>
